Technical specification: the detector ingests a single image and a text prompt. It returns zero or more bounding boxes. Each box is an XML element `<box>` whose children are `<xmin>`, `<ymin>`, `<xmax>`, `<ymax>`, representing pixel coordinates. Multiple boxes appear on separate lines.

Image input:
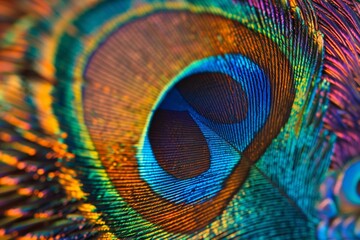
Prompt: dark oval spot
<box><xmin>176</xmin><ymin>72</ymin><xmax>248</xmax><ymax>124</ymax></box>
<box><xmin>148</xmin><ymin>109</ymin><xmax>210</xmax><ymax>180</ymax></box>
<box><xmin>357</xmin><ymin>180</ymin><xmax>360</xmax><ymax>196</ymax></box>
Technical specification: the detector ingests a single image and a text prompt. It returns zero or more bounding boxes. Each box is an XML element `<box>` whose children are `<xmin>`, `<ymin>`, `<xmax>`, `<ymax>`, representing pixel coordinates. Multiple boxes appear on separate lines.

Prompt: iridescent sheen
<box><xmin>0</xmin><ymin>0</ymin><xmax>359</xmax><ymax>239</ymax></box>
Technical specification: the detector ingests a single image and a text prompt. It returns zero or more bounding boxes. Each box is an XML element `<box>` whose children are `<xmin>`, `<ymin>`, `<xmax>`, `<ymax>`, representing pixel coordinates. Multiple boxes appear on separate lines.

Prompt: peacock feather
<box><xmin>0</xmin><ymin>0</ymin><xmax>359</xmax><ymax>239</ymax></box>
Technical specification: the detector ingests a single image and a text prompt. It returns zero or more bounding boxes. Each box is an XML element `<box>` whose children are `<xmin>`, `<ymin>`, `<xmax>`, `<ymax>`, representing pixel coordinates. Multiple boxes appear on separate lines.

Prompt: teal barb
<box><xmin>0</xmin><ymin>0</ymin><xmax>359</xmax><ymax>239</ymax></box>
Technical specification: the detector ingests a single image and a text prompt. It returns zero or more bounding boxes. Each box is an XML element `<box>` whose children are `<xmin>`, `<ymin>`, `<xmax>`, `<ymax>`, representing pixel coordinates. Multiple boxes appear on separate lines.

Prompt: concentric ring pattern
<box><xmin>54</xmin><ymin>1</ymin><xmax>324</xmax><ymax>238</ymax></box>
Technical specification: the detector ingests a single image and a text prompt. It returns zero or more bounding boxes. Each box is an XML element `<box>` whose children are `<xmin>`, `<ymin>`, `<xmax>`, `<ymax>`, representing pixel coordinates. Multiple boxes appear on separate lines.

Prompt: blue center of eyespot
<box><xmin>137</xmin><ymin>54</ymin><xmax>271</xmax><ymax>204</ymax></box>
<box><xmin>341</xmin><ymin>160</ymin><xmax>360</xmax><ymax>204</ymax></box>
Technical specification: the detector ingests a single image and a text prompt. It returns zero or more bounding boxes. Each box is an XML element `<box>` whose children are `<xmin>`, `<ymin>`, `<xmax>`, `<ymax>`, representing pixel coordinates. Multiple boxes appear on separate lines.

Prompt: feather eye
<box><xmin>54</xmin><ymin>2</ymin><xmax>323</xmax><ymax>237</ymax></box>
<box><xmin>0</xmin><ymin>0</ymin><xmax>359</xmax><ymax>239</ymax></box>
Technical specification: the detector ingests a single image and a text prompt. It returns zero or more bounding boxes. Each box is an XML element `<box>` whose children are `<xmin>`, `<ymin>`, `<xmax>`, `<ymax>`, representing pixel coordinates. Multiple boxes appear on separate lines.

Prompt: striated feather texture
<box><xmin>0</xmin><ymin>0</ymin><xmax>359</xmax><ymax>239</ymax></box>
